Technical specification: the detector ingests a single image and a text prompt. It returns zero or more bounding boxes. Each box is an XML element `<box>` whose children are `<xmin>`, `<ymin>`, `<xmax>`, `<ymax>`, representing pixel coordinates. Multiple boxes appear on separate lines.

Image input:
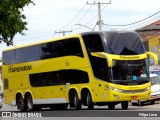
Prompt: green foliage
<box><xmin>0</xmin><ymin>0</ymin><xmax>34</xmax><ymax>46</ymax></box>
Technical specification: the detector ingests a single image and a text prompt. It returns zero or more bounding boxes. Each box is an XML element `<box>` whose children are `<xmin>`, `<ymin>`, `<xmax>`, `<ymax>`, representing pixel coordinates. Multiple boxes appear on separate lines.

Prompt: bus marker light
<box><xmin>131</xmin><ymin>96</ymin><xmax>137</xmax><ymax>100</ymax></box>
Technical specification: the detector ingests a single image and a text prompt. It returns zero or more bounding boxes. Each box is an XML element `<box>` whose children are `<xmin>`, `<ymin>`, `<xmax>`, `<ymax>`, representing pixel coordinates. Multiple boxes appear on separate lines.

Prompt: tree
<box><xmin>0</xmin><ymin>0</ymin><xmax>34</xmax><ymax>46</ymax></box>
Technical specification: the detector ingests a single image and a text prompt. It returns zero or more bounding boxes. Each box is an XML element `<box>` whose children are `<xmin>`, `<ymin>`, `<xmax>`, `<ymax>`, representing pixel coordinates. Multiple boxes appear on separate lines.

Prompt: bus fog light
<box><xmin>113</xmin><ymin>94</ymin><xmax>119</xmax><ymax>99</ymax></box>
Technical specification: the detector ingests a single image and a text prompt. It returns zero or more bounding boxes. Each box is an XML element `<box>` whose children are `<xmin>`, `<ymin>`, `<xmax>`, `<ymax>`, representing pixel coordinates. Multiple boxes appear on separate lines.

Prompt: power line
<box><xmin>75</xmin><ymin>4</ymin><xmax>93</xmax><ymax>25</ymax></box>
<box><xmin>55</xmin><ymin>30</ymin><xmax>72</xmax><ymax>36</ymax></box>
<box><xmin>123</xmin><ymin>15</ymin><xmax>160</xmax><ymax>30</ymax></box>
<box><xmin>104</xmin><ymin>10</ymin><xmax>160</xmax><ymax>27</ymax></box>
<box><xmin>75</xmin><ymin>24</ymin><xmax>94</xmax><ymax>31</ymax></box>
<box><xmin>12</xmin><ymin>33</ymin><xmax>55</xmax><ymax>43</ymax></box>
<box><xmin>61</xmin><ymin>2</ymin><xmax>87</xmax><ymax>30</ymax></box>
<box><xmin>93</xmin><ymin>23</ymin><xmax>97</xmax><ymax>30</ymax></box>
<box><xmin>64</xmin><ymin>3</ymin><xmax>93</xmax><ymax>31</ymax></box>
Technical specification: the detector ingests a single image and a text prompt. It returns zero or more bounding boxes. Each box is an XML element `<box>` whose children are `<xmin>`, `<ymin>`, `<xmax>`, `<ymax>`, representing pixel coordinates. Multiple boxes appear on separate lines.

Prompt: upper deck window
<box><xmin>82</xmin><ymin>34</ymin><xmax>104</xmax><ymax>52</ymax></box>
<box><xmin>3</xmin><ymin>38</ymin><xmax>83</xmax><ymax>65</ymax></box>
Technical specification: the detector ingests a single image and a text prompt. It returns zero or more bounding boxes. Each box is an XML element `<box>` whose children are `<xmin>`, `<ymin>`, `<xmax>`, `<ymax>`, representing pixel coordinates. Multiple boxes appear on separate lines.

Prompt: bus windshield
<box><xmin>111</xmin><ymin>59</ymin><xmax>149</xmax><ymax>85</ymax></box>
<box><xmin>104</xmin><ymin>31</ymin><xmax>146</xmax><ymax>55</ymax></box>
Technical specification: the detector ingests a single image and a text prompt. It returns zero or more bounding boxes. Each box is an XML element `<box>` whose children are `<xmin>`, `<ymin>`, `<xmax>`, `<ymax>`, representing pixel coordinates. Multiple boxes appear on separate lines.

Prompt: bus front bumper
<box><xmin>106</xmin><ymin>89</ymin><xmax>151</xmax><ymax>102</ymax></box>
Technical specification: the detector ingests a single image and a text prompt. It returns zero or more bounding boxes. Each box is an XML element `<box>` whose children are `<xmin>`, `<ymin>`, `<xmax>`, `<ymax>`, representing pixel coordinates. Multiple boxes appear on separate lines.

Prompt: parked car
<box><xmin>132</xmin><ymin>74</ymin><xmax>160</xmax><ymax>106</ymax></box>
<box><xmin>150</xmin><ymin>74</ymin><xmax>160</xmax><ymax>104</ymax></box>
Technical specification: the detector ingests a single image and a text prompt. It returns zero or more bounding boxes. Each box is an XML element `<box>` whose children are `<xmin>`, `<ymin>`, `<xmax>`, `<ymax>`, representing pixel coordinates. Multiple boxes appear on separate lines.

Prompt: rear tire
<box><xmin>26</xmin><ymin>95</ymin><xmax>34</xmax><ymax>111</ymax></box>
<box><xmin>87</xmin><ymin>92</ymin><xmax>94</xmax><ymax>110</ymax></box>
<box><xmin>17</xmin><ymin>95</ymin><xmax>27</xmax><ymax>111</ymax></box>
<box><xmin>73</xmin><ymin>92</ymin><xmax>81</xmax><ymax>110</ymax></box>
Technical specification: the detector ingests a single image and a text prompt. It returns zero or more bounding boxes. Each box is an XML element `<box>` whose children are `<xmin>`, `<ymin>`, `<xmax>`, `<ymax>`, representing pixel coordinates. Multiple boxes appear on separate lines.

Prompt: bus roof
<box><xmin>3</xmin><ymin>30</ymin><xmax>137</xmax><ymax>52</ymax></box>
<box><xmin>3</xmin><ymin>33</ymin><xmax>81</xmax><ymax>51</ymax></box>
<box><xmin>81</xmin><ymin>30</ymin><xmax>137</xmax><ymax>36</ymax></box>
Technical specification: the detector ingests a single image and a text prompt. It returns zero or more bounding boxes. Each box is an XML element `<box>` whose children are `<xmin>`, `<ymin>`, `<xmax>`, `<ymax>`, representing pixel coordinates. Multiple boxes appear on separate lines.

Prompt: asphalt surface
<box><xmin>0</xmin><ymin>99</ymin><xmax>160</xmax><ymax>120</ymax></box>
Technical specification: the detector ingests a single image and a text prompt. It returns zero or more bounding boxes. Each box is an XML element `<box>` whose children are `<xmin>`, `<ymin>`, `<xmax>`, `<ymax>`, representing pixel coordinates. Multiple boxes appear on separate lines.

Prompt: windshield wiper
<box><xmin>113</xmin><ymin>79</ymin><xmax>148</xmax><ymax>85</ymax></box>
<box><xmin>113</xmin><ymin>80</ymin><xmax>132</xmax><ymax>85</ymax></box>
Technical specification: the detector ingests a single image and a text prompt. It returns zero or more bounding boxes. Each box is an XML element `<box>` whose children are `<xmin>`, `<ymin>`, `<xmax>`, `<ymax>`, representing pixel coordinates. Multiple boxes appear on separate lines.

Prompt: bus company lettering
<box><xmin>8</xmin><ymin>65</ymin><xmax>32</xmax><ymax>73</ymax></box>
<box><xmin>120</xmin><ymin>56</ymin><xmax>140</xmax><ymax>59</ymax></box>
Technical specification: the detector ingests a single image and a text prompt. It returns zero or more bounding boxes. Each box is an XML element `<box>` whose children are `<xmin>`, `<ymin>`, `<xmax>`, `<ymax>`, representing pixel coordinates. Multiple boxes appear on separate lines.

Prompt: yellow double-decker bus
<box><xmin>2</xmin><ymin>31</ymin><xmax>158</xmax><ymax>111</ymax></box>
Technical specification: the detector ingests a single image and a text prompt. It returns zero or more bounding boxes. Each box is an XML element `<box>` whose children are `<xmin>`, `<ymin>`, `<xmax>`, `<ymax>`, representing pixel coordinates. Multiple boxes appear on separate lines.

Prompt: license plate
<box><xmin>131</xmin><ymin>96</ymin><xmax>138</xmax><ymax>100</ymax></box>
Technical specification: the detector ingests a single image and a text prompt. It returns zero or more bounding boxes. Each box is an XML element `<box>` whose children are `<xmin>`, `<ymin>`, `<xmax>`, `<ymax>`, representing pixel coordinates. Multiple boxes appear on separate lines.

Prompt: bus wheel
<box><xmin>121</xmin><ymin>101</ymin><xmax>128</xmax><ymax>110</ymax></box>
<box><xmin>108</xmin><ymin>103</ymin><xmax>115</xmax><ymax>110</ymax></box>
<box><xmin>26</xmin><ymin>95</ymin><xmax>34</xmax><ymax>111</ymax></box>
<box><xmin>151</xmin><ymin>100</ymin><xmax>155</xmax><ymax>105</ymax></box>
<box><xmin>87</xmin><ymin>92</ymin><xmax>94</xmax><ymax>110</ymax></box>
<box><xmin>73</xmin><ymin>92</ymin><xmax>81</xmax><ymax>110</ymax></box>
<box><xmin>17</xmin><ymin>95</ymin><xmax>27</xmax><ymax>111</ymax></box>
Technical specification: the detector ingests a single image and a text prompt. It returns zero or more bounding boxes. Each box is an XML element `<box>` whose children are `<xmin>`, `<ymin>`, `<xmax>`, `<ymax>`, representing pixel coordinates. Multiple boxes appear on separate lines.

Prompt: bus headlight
<box><xmin>106</xmin><ymin>86</ymin><xmax>122</xmax><ymax>92</ymax></box>
<box><xmin>106</xmin><ymin>86</ymin><xmax>114</xmax><ymax>90</ymax></box>
<box><xmin>145</xmin><ymin>87</ymin><xmax>151</xmax><ymax>91</ymax></box>
<box><xmin>114</xmin><ymin>88</ymin><xmax>123</xmax><ymax>92</ymax></box>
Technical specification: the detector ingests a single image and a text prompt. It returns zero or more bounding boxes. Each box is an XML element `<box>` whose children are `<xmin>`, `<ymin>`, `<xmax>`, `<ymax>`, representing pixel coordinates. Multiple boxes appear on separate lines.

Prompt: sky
<box><xmin>0</xmin><ymin>0</ymin><xmax>160</xmax><ymax>58</ymax></box>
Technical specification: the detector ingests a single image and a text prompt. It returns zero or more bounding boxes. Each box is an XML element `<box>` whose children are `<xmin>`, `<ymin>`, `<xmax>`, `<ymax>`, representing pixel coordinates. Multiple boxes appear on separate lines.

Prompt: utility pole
<box><xmin>87</xmin><ymin>1</ymin><xmax>111</xmax><ymax>31</ymax></box>
<box><xmin>55</xmin><ymin>30</ymin><xmax>72</xmax><ymax>36</ymax></box>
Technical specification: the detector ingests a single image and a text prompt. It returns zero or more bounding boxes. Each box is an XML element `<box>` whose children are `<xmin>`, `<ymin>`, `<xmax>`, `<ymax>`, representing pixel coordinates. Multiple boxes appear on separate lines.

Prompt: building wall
<box><xmin>135</xmin><ymin>20</ymin><xmax>160</xmax><ymax>75</ymax></box>
<box><xmin>148</xmin><ymin>36</ymin><xmax>160</xmax><ymax>57</ymax></box>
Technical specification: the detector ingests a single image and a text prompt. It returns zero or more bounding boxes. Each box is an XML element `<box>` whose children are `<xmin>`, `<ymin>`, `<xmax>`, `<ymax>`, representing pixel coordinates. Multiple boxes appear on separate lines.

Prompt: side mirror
<box><xmin>146</xmin><ymin>52</ymin><xmax>158</xmax><ymax>66</ymax></box>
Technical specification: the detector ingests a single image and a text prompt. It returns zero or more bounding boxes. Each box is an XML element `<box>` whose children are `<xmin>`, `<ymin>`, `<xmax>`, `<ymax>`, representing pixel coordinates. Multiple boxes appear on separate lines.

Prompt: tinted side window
<box><xmin>67</xmin><ymin>38</ymin><xmax>84</xmax><ymax>57</ymax></box>
<box><xmin>16</xmin><ymin>47</ymin><xmax>28</xmax><ymax>63</ymax></box>
<box><xmin>29</xmin><ymin>69</ymin><xmax>89</xmax><ymax>87</ymax></box>
<box><xmin>41</xmin><ymin>42</ymin><xmax>54</xmax><ymax>59</ymax></box>
<box><xmin>3</xmin><ymin>37</ymin><xmax>84</xmax><ymax>65</ymax></box>
<box><xmin>82</xmin><ymin>34</ymin><xmax>104</xmax><ymax>52</ymax></box>
<box><xmin>65</xmin><ymin>70</ymin><xmax>89</xmax><ymax>84</ymax></box>
<box><xmin>82</xmin><ymin>34</ymin><xmax>109</xmax><ymax>81</ymax></box>
<box><xmin>3</xmin><ymin>50</ymin><xmax>16</xmax><ymax>65</ymax></box>
<box><xmin>29</xmin><ymin>72</ymin><xmax>60</xmax><ymax>87</ymax></box>
<box><xmin>28</xmin><ymin>45</ymin><xmax>41</xmax><ymax>61</ymax></box>
<box><xmin>40</xmin><ymin>38</ymin><xmax>83</xmax><ymax>59</ymax></box>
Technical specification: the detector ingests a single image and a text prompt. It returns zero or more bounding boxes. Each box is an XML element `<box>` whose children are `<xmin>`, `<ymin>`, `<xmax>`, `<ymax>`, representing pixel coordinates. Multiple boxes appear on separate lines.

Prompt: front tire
<box><xmin>121</xmin><ymin>101</ymin><xmax>128</xmax><ymax>110</ymax></box>
<box><xmin>87</xmin><ymin>92</ymin><xmax>94</xmax><ymax>110</ymax></box>
<box><xmin>17</xmin><ymin>95</ymin><xmax>27</xmax><ymax>111</ymax></box>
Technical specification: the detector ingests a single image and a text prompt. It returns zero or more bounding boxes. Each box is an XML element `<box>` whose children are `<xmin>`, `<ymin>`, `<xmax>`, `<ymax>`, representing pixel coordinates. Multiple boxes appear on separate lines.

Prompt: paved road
<box><xmin>0</xmin><ymin>99</ymin><xmax>160</xmax><ymax>120</ymax></box>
